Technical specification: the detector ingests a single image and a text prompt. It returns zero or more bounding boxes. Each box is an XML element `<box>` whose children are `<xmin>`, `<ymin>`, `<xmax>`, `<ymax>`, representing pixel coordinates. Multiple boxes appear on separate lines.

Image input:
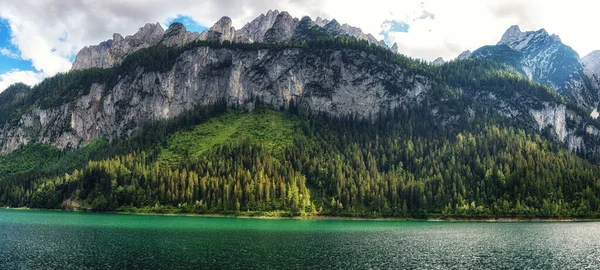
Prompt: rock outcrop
<box><xmin>456</xmin><ymin>50</ymin><xmax>471</xmax><ymax>60</ymax></box>
<box><xmin>160</xmin><ymin>22</ymin><xmax>200</xmax><ymax>47</ymax></box>
<box><xmin>235</xmin><ymin>10</ymin><xmax>281</xmax><ymax>43</ymax></box>
<box><xmin>432</xmin><ymin>57</ymin><xmax>445</xmax><ymax>65</ymax></box>
<box><xmin>582</xmin><ymin>50</ymin><xmax>600</xmax><ymax>90</ymax></box>
<box><xmin>263</xmin><ymin>12</ymin><xmax>298</xmax><ymax>43</ymax></box>
<box><xmin>200</xmin><ymin>16</ymin><xmax>236</xmax><ymax>43</ymax></box>
<box><xmin>391</xmin><ymin>43</ymin><xmax>399</xmax><ymax>54</ymax></box>
<box><xmin>71</xmin><ymin>23</ymin><xmax>165</xmax><ymax>71</ymax></box>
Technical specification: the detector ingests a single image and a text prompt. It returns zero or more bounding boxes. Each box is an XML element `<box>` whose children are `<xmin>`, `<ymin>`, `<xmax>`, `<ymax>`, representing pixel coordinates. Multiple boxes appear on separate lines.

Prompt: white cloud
<box><xmin>0</xmin><ymin>0</ymin><xmax>599</xmax><ymax>92</ymax></box>
<box><xmin>0</xmin><ymin>69</ymin><xmax>43</xmax><ymax>91</ymax></box>
<box><xmin>0</xmin><ymin>47</ymin><xmax>19</xmax><ymax>59</ymax></box>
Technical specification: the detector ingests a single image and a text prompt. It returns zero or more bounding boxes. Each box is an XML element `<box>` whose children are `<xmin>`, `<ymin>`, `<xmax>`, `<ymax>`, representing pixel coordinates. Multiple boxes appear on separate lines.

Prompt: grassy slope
<box><xmin>0</xmin><ymin>109</ymin><xmax>299</xmax><ymax>179</ymax></box>
<box><xmin>0</xmin><ymin>138</ymin><xmax>107</xmax><ymax>178</ymax></box>
<box><xmin>158</xmin><ymin>109</ymin><xmax>301</xmax><ymax>166</ymax></box>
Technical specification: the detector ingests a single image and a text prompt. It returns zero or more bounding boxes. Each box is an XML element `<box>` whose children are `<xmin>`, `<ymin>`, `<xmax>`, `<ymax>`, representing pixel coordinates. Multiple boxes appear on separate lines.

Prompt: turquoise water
<box><xmin>0</xmin><ymin>209</ymin><xmax>599</xmax><ymax>269</ymax></box>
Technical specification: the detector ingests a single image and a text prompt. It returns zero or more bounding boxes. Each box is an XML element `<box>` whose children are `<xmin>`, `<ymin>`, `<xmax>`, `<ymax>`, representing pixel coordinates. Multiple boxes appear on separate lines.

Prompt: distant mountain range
<box><xmin>461</xmin><ymin>25</ymin><xmax>598</xmax><ymax>109</ymax></box>
<box><xmin>72</xmin><ymin>12</ymin><xmax>600</xmax><ymax>114</ymax></box>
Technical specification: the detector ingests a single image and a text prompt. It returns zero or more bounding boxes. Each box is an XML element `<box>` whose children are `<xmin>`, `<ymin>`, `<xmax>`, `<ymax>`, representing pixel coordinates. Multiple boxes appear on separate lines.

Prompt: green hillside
<box><xmin>1</xmin><ymin>107</ymin><xmax>599</xmax><ymax>219</ymax></box>
<box><xmin>159</xmin><ymin>109</ymin><xmax>301</xmax><ymax>167</ymax></box>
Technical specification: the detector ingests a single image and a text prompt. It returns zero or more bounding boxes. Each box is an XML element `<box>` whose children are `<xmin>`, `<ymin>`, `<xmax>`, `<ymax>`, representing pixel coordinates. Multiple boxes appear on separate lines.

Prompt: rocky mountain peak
<box><xmin>201</xmin><ymin>16</ymin><xmax>236</xmax><ymax>43</ymax></box>
<box><xmin>71</xmin><ymin>9</ymin><xmax>398</xmax><ymax>71</ymax></box>
<box><xmin>583</xmin><ymin>50</ymin><xmax>600</xmax><ymax>89</ymax></box>
<box><xmin>498</xmin><ymin>25</ymin><xmax>553</xmax><ymax>51</ymax></box>
<box><xmin>160</xmin><ymin>22</ymin><xmax>200</xmax><ymax>47</ymax></box>
<box><xmin>498</xmin><ymin>25</ymin><xmax>523</xmax><ymax>47</ymax></box>
<box><xmin>71</xmin><ymin>23</ymin><xmax>165</xmax><ymax>71</ymax></box>
<box><xmin>263</xmin><ymin>11</ymin><xmax>298</xmax><ymax>43</ymax></box>
<box><xmin>432</xmin><ymin>57</ymin><xmax>445</xmax><ymax>65</ymax></box>
<box><xmin>235</xmin><ymin>9</ymin><xmax>280</xmax><ymax>43</ymax></box>
<box><xmin>323</xmin><ymin>19</ymin><xmax>343</xmax><ymax>36</ymax></box>
<box><xmin>112</xmin><ymin>33</ymin><xmax>124</xmax><ymax>43</ymax></box>
<box><xmin>456</xmin><ymin>50</ymin><xmax>472</xmax><ymax>60</ymax></box>
<box><xmin>486</xmin><ymin>25</ymin><xmax>595</xmax><ymax>106</ymax></box>
<box><xmin>314</xmin><ymin>17</ymin><xmax>329</xmax><ymax>27</ymax></box>
<box><xmin>340</xmin><ymin>23</ymin><xmax>386</xmax><ymax>47</ymax></box>
<box><xmin>391</xmin><ymin>43</ymin><xmax>399</xmax><ymax>54</ymax></box>
<box><xmin>292</xmin><ymin>16</ymin><xmax>323</xmax><ymax>40</ymax></box>
<box><xmin>164</xmin><ymin>22</ymin><xmax>185</xmax><ymax>35</ymax></box>
<box><xmin>132</xmin><ymin>22</ymin><xmax>165</xmax><ymax>45</ymax></box>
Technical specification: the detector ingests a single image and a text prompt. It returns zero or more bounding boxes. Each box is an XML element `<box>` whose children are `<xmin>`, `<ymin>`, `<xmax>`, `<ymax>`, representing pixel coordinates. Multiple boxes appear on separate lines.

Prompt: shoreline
<box><xmin>3</xmin><ymin>206</ymin><xmax>599</xmax><ymax>222</ymax></box>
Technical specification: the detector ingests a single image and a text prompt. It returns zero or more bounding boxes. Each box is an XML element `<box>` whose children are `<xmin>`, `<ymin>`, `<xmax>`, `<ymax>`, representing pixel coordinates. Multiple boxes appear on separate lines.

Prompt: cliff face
<box><xmin>3</xmin><ymin>44</ymin><xmax>598</xmax><ymax>155</ymax></box>
<box><xmin>0</xmin><ymin>47</ymin><xmax>431</xmax><ymax>154</ymax></box>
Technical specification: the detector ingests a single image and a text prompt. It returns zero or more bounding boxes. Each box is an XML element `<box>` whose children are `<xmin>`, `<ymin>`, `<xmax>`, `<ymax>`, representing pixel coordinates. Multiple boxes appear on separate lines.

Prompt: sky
<box><xmin>0</xmin><ymin>0</ymin><xmax>599</xmax><ymax>92</ymax></box>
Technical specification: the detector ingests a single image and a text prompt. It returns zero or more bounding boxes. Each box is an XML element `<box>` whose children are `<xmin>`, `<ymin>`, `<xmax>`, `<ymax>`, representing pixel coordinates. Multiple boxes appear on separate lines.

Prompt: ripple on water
<box><xmin>0</xmin><ymin>210</ymin><xmax>599</xmax><ymax>269</ymax></box>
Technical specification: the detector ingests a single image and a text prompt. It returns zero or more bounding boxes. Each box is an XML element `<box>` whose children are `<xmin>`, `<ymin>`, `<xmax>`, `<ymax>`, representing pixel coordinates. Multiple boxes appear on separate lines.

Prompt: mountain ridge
<box><xmin>466</xmin><ymin>25</ymin><xmax>598</xmax><ymax>109</ymax></box>
<box><xmin>71</xmin><ymin>10</ymin><xmax>390</xmax><ymax>71</ymax></box>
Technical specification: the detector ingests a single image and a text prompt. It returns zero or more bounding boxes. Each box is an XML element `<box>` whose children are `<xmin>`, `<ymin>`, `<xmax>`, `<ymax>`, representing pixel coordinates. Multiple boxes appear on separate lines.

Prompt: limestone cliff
<box><xmin>0</xmin><ymin>47</ymin><xmax>431</xmax><ymax>154</ymax></box>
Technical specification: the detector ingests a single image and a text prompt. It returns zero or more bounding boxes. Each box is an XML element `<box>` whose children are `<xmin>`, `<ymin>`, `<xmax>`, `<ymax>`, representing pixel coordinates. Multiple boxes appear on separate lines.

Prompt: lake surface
<box><xmin>0</xmin><ymin>209</ymin><xmax>599</xmax><ymax>269</ymax></box>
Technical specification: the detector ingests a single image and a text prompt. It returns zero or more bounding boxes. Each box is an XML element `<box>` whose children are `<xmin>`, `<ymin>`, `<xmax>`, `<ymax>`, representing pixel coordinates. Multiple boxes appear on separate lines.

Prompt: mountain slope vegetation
<box><xmin>2</xmin><ymin>105</ymin><xmax>600</xmax><ymax>218</ymax></box>
<box><xmin>1</xmin><ymin>35</ymin><xmax>600</xmax><ymax>218</ymax></box>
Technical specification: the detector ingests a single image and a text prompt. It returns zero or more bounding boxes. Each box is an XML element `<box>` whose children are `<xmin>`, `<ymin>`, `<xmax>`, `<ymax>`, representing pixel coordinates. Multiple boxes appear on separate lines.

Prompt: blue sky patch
<box><xmin>167</xmin><ymin>15</ymin><xmax>208</xmax><ymax>34</ymax></box>
<box><xmin>380</xmin><ymin>20</ymin><xmax>410</xmax><ymax>46</ymax></box>
<box><xmin>0</xmin><ymin>18</ymin><xmax>35</xmax><ymax>73</ymax></box>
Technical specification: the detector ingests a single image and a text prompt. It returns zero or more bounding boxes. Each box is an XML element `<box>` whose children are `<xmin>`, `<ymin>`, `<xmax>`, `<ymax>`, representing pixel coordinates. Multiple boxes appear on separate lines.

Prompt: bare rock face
<box><xmin>200</xmin><ymin>16</ymin><xmax>236</xmax><ymax>43</ymax></box>
<box><xmin>339</xmin><ymin>23</ymin><xmax>386</xmax><ymax>47</ymax></box>
<box><xmin>323</xmin><ymin>19</ymin><xmax>344</xmax><ymax>36</ymax></box>
<box><xmin>160</xmin><ymin>22</ymin><xmax>200</xmax><ymax>47</ymax></box>
<box><xmin>1</xmin><ymin>46</ymin><xmax>433</xmax><ymax>154</ymax></box>
<box><xmin>71</xmin><ymin>10</ymin><xmax>399</xmax><ymax>72</ymax></box>
<box><xmin>391</xmin><ymin>43</ymin><xmax>399</xmax><ymax>54</ymax></box>
<box><xmin>432</xmin><ymin>57</ymin><xmax>445</xmax><ymax>65</ymax></box>
<box><xmin>71</xmin><ymin>23</ymin><xmax>164</xmax><ymax>70</ymax></box>
<box><xmin>314</xmin><ymin>17</ymin><xmax>329</xmax><ymax>27</ymax></box>
<box><xmin>582</xmin><ymin>50</ymin><xmax>600</xmax><ymax>90</ymax></box>
<box><xmin>456</xmin><ymin>50</ymin><xmax>472</xmax><ymax>60</ymax></box>
<box><xmin>292</xmin><ymin>16</ymin><xmax>322</xmax><ymax>41</ymax></box>
<box><xmin>494</xmin><ymin>25</ymin><xmax>595</xmax><ymax>107</ymax></box>
<box><xmin>263</xmin><ymin>12</ymin><xmax>298</xmax><ymax>43</ymax></box>
<box><xmin>235</xmin><ymin>10</ymin><xmax>280</xmax><ymax>43</ymax></box>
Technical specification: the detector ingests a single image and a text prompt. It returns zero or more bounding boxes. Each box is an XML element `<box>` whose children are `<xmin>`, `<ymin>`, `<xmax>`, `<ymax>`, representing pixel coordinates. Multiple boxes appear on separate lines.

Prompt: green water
<box><xmin>0</xmin><ymin>209</ymin><xmax>599</xmax><ymax>269</ymax></box>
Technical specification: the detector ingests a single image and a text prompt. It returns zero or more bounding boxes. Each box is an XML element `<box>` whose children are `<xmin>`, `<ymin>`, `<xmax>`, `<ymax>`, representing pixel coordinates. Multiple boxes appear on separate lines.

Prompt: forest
<box><xmin>1</xmin><ymin>104</ymin><xmax>599</xmax><ymax>218</ymax></box>
<box><xmin>1</xmin><ymin>35</ymin><xmax>600</xmax><ymax>219</ymax></box>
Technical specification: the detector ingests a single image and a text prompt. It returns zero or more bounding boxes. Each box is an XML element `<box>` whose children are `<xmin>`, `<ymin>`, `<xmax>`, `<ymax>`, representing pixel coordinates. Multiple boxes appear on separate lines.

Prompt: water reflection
<box><xmin>0</xmin><ymin>210</ymin><xmax>598</xmax><ymax>269</ymax></box>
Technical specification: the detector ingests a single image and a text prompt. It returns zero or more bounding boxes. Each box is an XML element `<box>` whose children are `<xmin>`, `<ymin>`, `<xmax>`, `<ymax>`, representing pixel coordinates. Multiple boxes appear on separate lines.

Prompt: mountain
<box><xmin>71</xmin><ymin>10</ymin><xmax>389</xmax><ymax>71</ymax></box>
<box><xmin>456</xmin><ymin>50</ymin><xmax>472</xmax><ymax>60</ymax></box>
<box><xmin>3</xmin><ymin>20</ymin><xmax>600</xmax><ymax>156</ymax></box>
<box><xmin>71</xmin><ymin>23</ymin><xmax>165</xmax><ymax>71</ymax></box>
<box><xmin>432</xmin><ymin>57</ymin><xmax>445</xmax><ymax>65</ymax></box>
<box><xmin>1</xmin><ymin>11</ymin><xmax>600</xmax><ymax>218</ymax></box>
<box><xmin>0</xmin><ymin>42</ymin><xmax>430</xmax><ymax>155</ymax></box>
<box><xmin>468</xmin><ymin>25</ymin><xmax>597</xmax><ymax>108</ymax></box>
<box><xmin>583</xmin><ymin>50</ymin><xmax>600</xmax><ymax>90</ymax></box>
